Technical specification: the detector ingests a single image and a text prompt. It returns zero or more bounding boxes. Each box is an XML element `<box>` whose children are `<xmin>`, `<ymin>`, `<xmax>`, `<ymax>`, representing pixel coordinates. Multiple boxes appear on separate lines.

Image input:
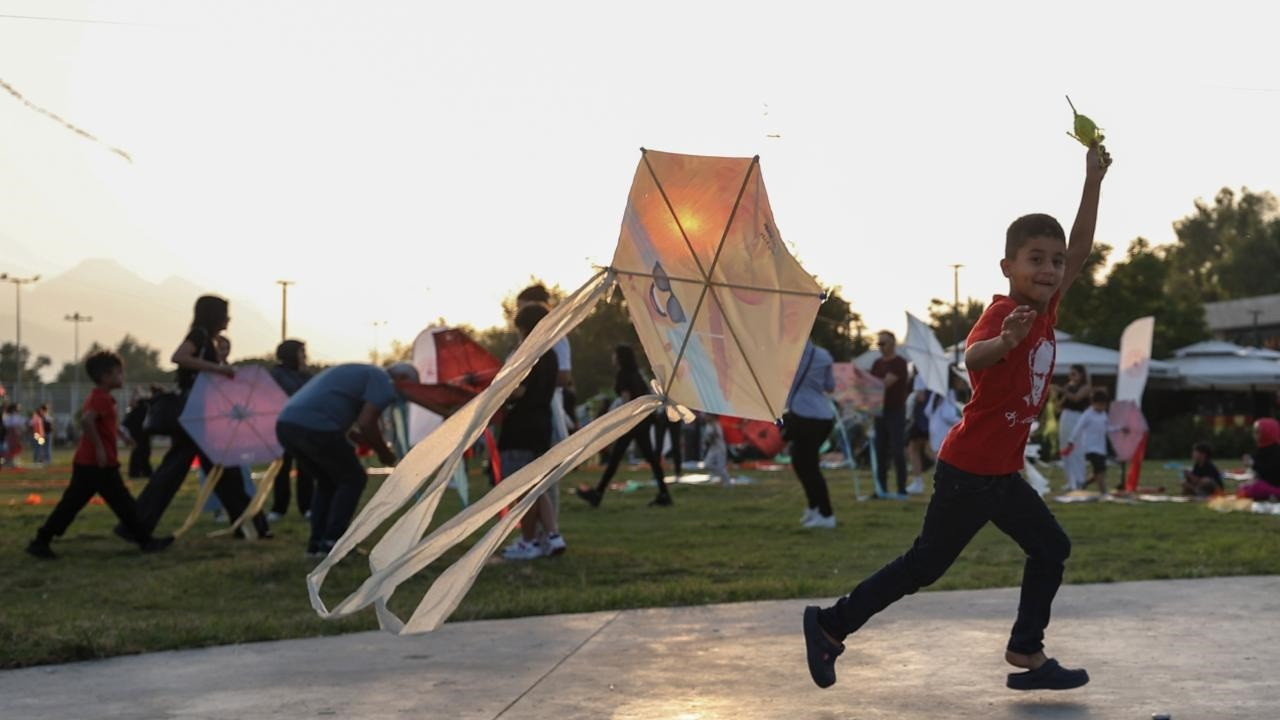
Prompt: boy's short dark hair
<box><xmin>85</xmin><ymin>351</ymin><xmax>123</xmax><ymax>384</ymax></box>
<box><xmin>514</xmin><ymin>303</ymin><xmax>550</xmax><ymax>335</ymax></box>
<box><xmin>1005</xmin><ymin>213</ymin><xmax>1066</xmax><ymax>260</ymax></box>
<box><xmin>1193</xmin><ymin>442</ymin><xmax>1213</xmax><ymax>457</ymax></box>
<box><xmin>1090</xmin><ymin>388</ymin><xmax>1109</xmax><ymax>403</ymax></box>
<box><xmin>517</xmin><ymin>284</ymin><xmax>551</xmax><ymax>305</ymax></box>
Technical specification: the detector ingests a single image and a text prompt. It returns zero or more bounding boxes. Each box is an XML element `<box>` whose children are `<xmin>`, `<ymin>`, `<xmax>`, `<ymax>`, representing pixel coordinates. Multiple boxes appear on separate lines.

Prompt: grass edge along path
<box><xmin>2</xmin><ymin>454</ymin><xmax>1277</xmax><ymax>668</ymax></box>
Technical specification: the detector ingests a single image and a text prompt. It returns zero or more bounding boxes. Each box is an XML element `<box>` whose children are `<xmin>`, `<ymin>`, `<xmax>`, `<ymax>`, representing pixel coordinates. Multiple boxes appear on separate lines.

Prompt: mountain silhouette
<box><xmin>0</xmin><ymin>258</ymin><xmax>277</xmax><ymax>378</ymax></box>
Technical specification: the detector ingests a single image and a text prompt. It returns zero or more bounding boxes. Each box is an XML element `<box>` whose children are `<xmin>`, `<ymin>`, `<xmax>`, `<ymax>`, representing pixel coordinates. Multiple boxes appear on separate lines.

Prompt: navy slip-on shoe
<box><xmin>1006</xmin><ymin>658</ymin><xmax>1089</xmax><ymax>690</ymax></box>
<box><xmin>803</xmin><ymin>606</ymin><xmax>844</xmax><ymax>689</ymax></box>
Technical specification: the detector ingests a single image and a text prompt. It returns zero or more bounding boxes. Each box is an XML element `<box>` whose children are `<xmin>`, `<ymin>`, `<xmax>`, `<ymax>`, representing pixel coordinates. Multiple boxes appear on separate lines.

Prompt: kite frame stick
<box><xmin>173</xmin><ymin>464</ymin><xmax>224</xmax><ymax>538</ymax></box>
<box><xmin>211</xmin><ymin>458</ymin><xmax>284</xmax><ymax>539</ymax></box>
<box><xmin>602</xmin><ymin>266</ymin><xmax>823</xmax><ymax>299</ymax></box>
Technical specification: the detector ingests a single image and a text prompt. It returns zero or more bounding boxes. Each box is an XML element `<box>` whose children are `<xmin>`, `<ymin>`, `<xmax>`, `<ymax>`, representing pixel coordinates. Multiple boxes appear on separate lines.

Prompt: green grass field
<box><xmin>2</xmin><ymin>448</ymin><xmax>1277</xmax><ymax>669</ymax></box>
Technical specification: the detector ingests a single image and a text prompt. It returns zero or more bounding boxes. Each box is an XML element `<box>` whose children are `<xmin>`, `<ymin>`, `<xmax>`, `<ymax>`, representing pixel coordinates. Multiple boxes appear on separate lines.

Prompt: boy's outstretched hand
<box><xmin>1086</xmin><ymin>143</ymin><xmax>1111</xmax><ymax>182</ymax></box>
<box><xmin>1000</xmin><ymin>305</ymin><xmax>1037</xmax><ymax>349</ymax></box>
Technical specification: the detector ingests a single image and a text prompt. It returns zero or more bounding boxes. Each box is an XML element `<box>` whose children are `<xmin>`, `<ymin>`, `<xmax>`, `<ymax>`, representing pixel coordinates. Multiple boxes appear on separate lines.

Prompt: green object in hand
<box><xmin>1066</xmin><ymin>95</ymin><xmax>1104</xmax><ymax>147</ymax></box>
<box><xmin>1064</xmin><ymin>94</ymin><xmax>1105</xmax><ymax>146</ymax></box>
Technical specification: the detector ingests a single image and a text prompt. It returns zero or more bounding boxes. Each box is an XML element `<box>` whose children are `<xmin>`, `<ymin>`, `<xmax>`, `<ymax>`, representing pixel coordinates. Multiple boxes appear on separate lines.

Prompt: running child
<box><xmin>804</xmin><ymin>143</ymin><xmax>1110</xmax><ymax>692</ymax></box>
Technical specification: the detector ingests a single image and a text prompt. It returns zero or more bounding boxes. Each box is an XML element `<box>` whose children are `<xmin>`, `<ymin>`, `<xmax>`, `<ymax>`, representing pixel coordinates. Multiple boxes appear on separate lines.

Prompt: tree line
<box><xmin>3</xmin><ymin>187</ymin><xmax>1273</xmax><ymax>400</ymax></box>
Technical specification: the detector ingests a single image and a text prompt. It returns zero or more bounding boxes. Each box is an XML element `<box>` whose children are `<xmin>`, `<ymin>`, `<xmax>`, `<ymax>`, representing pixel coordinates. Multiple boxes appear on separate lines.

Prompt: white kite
<box><xmin>902</xmin><ymin>311</ymin><xmax>953</xmax><ymax>398</ymax></box>
<box><xmin>306</xmin><ymin>149</ymin><xmax>824</xmax><ymax>634</ymax></box>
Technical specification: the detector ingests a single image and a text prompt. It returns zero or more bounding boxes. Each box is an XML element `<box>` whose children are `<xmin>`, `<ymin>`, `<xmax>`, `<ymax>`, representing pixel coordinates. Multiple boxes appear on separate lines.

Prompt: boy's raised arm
<box><xmin>1062</xmin><ymin>145</ymin><xmax>1111</xmax><ymax>293</ymax></box>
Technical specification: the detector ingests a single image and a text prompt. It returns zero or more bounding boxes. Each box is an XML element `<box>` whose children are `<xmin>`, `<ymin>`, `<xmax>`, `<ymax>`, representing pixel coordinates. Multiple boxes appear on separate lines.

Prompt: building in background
<box><xmin>1204</xmin><ymin>293</ymin><xmax>1280</xmax><ymax>350</ymax></box>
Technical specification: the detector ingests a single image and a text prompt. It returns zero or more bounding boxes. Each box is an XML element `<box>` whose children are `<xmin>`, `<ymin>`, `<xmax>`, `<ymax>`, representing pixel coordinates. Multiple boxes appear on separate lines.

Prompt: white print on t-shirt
<box><xmin>1024</xmin><ymin>338</ymin><xmax>1054</xmax><ymax>407</ymax></box>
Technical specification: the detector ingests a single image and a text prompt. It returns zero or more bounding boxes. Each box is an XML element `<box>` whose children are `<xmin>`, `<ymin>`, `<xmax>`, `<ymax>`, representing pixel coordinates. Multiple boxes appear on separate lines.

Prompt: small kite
<box><xmin>306</xmin><ymin>149</ymin><xmax>824</xmax><ymax>634</ymax></box>
<box><xmin>1</xmin><ymin>76</ymin><xmax>133</xmax><ymax>163</ymax></box>
<box><xmin>172</xmin><ymin>366</ymin><xmax>287</xmax><ymax>540</ymax></box>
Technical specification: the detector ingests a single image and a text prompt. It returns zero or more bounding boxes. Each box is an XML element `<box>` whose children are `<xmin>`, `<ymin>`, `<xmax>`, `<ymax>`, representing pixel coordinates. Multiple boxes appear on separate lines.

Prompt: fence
<box><xmin>1</xmin><ymin>382</ymin><xmax>164</xmax><ymax>443</ymax></box>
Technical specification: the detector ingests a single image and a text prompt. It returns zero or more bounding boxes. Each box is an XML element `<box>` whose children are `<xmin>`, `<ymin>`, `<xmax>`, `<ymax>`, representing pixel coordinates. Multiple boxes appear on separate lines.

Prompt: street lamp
<box><xmin>1</xmin><ymin>273</ymin><xmax>41</xmax><ymax>403</ymax></box>
<box><xmin>276</xmin><ymin>280</ymin><xmax>295</xmax><ymax>342</ymax></box>
<box><xmin>949</xmin><ymin>264</ymin><xmax>963</xmax><ymax>363</ymax></box>
<box><xmin>64</xmin><ymin>312</ymin><xmax>94</xmax><ymax>418</ymax></box>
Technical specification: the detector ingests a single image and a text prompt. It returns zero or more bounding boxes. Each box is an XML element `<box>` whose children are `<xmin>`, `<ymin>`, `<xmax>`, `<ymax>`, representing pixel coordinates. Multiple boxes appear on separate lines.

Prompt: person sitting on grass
<box><xmin>702</xmin><ymin>413</ymin><xmax>730</xmax><ymax>485</ymax></box>
<box><xmin>1181</xmin><ymin>442</ymin><xmax>1223</xmax><ymax>497</ymax></box>
<box><xmin>803</xmin><ymin>143</ymin><xmax>1109</xmax><ymax>693</ymax></box>
<box><xmin>27</xmin><ymin>351</ymin><xmax>174</xmax><ymax>559</ymax></box>
<box><xmin>1061</xmin><ymin>388</ymin><xmax>1120</xmax><ymax>495</ymax></box>
<box><xmin>1238</xmin><ymin>418</ymin><xmax>1280</xmax><ymax>501</ymax></box>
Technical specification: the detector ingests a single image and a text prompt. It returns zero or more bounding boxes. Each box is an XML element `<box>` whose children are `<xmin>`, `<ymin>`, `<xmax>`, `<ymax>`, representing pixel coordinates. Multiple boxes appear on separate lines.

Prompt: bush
<box><xmin>1146</xmin><ymin>412</ymin><xmax>1255</xmax><ymax>460</ymax></box>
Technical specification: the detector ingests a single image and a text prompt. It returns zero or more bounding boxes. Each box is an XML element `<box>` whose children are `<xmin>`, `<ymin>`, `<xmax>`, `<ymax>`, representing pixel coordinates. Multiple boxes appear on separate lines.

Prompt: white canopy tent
<box><xmin>944</xmin><ymin>330</ymin><xmax>1176</xmax><ymax>379</ymax></box>
<box><xmin>1166</xmin><ymin>340</ymin><xmax>1280</xmax><ymax>390</ymax></box>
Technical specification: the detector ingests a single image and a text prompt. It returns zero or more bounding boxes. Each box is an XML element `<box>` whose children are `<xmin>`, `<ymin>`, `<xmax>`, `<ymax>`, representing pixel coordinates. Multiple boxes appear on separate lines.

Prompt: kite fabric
<box><xmin>307</xmin><ymin>149</ymin><xmax>823</xmax><ymax>635</ymax></box>
<box><xmin>610</xmin><ymin>150</ymin><xmax>823</xmax><ymax>421</ymax></box>
<box><xmin>902</xmin><ymin>312</ymin><xmax>952</xmax><ymax>398</ymax></box>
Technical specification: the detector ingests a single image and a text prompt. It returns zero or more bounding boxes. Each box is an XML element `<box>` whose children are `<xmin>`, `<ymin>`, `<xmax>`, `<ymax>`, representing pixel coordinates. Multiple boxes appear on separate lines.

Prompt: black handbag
<box><xmin>143</xmin><ymin>390</ymin><xmax>187</xmax><ymax>437</ymax></box>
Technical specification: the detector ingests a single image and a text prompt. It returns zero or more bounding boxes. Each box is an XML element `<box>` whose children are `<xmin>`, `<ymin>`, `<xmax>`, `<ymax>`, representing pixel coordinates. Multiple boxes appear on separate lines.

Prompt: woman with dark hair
<box><xmin>120</xmin><ymin>295</ymin><xmax>270</xmax><ymax>539</ymax></box>
<box><xmin>1053</xmin><ymin>364</ymin><xmax>1092</xmax><ymax>491</ymax></box>
<box><xmin>787</xmin><ymin>338</ymin><xmax>837</xmax><ymax>528</ymax></box>
<box><xmin>576</xmin><ymin>344</ymin><xmax>671</xmax><ymax>507</ymax></box>
<box><xmin>269</xmin><ymin>339</ymin><xmax>313</xmax><ymax>520</ymax></box>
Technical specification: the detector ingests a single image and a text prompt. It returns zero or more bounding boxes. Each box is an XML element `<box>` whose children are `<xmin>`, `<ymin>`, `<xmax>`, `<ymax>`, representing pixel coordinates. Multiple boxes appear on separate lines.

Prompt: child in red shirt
<box><xmin>804</xmin><ymin>144</ymin><xmax>1111</xmax><ymax>692</ymax></box>
<box><xmin>27</xmin><ymin>351</ymin><xmax>173</xmax><ymax>559</ymax></box>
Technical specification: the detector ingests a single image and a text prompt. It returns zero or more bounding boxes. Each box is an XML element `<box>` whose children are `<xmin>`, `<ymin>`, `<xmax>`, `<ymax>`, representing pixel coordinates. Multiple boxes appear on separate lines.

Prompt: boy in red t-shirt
<box><xmin>27</xmin><ymin>351</ymin><xmax>174</xmax><ymax>559</ymax></box>
<box><xmin>804</xmin><ymin>144</ymin><xmax>1111</xmax><ymax>692</ymax></box>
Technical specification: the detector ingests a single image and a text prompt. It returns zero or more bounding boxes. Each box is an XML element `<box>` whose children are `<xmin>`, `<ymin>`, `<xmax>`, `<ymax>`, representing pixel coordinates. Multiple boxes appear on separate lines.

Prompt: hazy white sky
<box><xmin>3</xmin><ymin>0</ymin><xmax>1279</xmax><ymax>365</ymax></box>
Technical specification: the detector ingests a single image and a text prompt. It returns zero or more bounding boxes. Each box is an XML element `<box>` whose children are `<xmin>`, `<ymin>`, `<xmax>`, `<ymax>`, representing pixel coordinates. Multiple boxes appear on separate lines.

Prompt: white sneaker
<box><xmin>800</xmin><ymin>507</ymin><xmax>817</xmax><ymax>525</ymax></box>
<box><xmin>502</xmin><ymin>539</ymin><xmax>543</xmax><ymax>561</ymax></box>
<box><xmin>266</xmin><ymin>511</ymin><xmax>284</xmax><ymax>522</ymax></box>
<box><xmin>803</xmin><ymin>513</ymin><xmax>837</xmax><ymax>529</ymax></box>
<box><xmin>543</xmin><ymin>533</ymin><xmax>567</xmax><ymax>556</ymax></box>
<box><xmin>906</xmin><ymin>477</ymin><xmax>926</xmax><ymax>495</ymax></box>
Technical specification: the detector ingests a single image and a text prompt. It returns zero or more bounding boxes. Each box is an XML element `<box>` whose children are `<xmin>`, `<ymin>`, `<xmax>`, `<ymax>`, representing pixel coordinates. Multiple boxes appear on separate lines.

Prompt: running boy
<box><xmin>27</xmin><ymin>351</ymin><xmax>174</xmax><ymax>559</ymax></box>
<box><xmin>804</xmin><ymin>143</ymin><xmax>1110</xmax><ymax>691</ymax></box>
<box><xmin>1062</xmin><ymin>389</ymin><xmax>1117</xmax><ymax>494</ymax></box>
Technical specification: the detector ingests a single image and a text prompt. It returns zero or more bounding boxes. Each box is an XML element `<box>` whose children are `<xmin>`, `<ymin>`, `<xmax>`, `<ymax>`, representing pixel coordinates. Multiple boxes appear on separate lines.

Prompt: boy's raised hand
<box><xmin>1000</xmin><ymin>305</ymin><xmax>1037</xmax><ymax>349</ymax></box>
<box><xmin>1086</xmin><ymin>143</ymin><xmax>1111</xmax><ymax>182</ymax></box>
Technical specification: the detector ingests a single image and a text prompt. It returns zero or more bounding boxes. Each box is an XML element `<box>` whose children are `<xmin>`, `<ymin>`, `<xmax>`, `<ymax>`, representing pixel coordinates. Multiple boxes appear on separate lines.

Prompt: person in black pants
<box><xmin>576</xmin><ymin>344</ymin><xmax>671</xmax><ymax>508</ymax></box>
<box><xmin>269</xmin><ymin>340</ymin><xmax>313</xmax><ymax>520</ymax></box>
<box><xmin>655</xmin><ymin>412</ymin><xmax>684</xmax><ymax>480</ymax></box>
<box><xmin>119</xmin><ymin>295</ymin><xmax>269</xmax><ymax>540</ymax></box>
<box><xmin>786</xmin><ymin>339</ymin><xmax>837</xmax><ymax>528</ymax></box>
<box><xmin>871</xmin><ymin>331</ymin><xmax>909</xmax><ymax>495</ymax></box>
<box><xmin>122</xmin><ymin>389</ymin><xmax>154</xmax><ymax>478</ymax></box>
<box><xmin>28</xmin><ymin>351</ymin><xmax>172</xmax><ymax>558</ymax></box>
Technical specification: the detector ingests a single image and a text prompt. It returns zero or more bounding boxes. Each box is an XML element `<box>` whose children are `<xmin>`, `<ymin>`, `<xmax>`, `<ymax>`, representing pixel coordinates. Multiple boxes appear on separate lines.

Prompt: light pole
<box><xmin>949</xmin><ymin>264</ymin><xmax>963</xmax><ymax>363</ymax></box>
<box><xmin>276</xmin><ymin>280</ymin><xmax>295</xmax><ymax>342</ymax></box>
<box><xmin>1</xmin><ymin>273</ymin><xmax>41</xmax><ymax>403</ymax></box>
<box><xmin>64</xmin><ymin>312</ymin><xmax>93</xmax><ymax>418</ymax></box>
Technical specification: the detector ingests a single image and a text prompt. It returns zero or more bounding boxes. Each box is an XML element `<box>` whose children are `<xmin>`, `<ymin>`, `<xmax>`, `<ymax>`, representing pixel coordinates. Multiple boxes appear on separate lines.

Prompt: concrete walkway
<box><xmin>3</xmin><ymin>576</ymin><xmax>1277</xmax><ymax>719</ymax></box>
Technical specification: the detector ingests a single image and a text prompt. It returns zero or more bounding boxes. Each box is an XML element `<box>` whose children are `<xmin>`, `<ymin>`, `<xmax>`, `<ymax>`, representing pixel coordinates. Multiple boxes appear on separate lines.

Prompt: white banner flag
<box><xmin>1115</xmin><ymin>316</ymin><xmax>1155</xmax><ymax>403</ymax></box>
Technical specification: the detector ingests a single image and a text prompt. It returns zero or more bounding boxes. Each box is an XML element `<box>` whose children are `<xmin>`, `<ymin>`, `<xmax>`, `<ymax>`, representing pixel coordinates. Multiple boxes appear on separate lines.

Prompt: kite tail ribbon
<box><xmin>211</xmin><ymin>459</ymin><xmax>284</xmax><ymax>539</ymax></box>
<box><xmin>307</xmin><ymin>269</ymin><xmax>660</xmax><ymax>634</ymax></box>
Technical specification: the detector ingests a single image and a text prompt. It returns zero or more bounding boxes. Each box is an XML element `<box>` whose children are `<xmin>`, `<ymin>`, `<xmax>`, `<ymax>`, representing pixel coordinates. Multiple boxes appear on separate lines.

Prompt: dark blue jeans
<box><xmin>875</xmin><ymin>406</ymin><xmax>908</xmax><ymax>493</ymax></box>
<box><xmin>276</xmin><ymin>422</ymin><xmax>367</xmax><ymax>549</ymax></box>
<box><xmin>818</xmin><ymin>460</ymin><xmax>1071</xmax><ymax>655</ymax></box>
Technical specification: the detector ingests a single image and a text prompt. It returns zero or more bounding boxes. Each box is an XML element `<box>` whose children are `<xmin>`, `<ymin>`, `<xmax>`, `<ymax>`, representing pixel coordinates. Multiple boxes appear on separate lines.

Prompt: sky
<box><xmin>3</xmin><ymin>0</ymin><xmax>1280</xmax><ymax>368</ymax></box>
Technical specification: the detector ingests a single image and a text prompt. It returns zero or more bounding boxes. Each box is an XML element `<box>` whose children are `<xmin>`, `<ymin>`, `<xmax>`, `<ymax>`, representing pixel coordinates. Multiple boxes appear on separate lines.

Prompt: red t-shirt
<box><xmin>939</xmin><ymin>294</ymin><xmax>1059</xmax><ymax>475</ymax></box>
<box><xmin>74</xmin><ymin>387</ymin><xmax>119</xmax><ymax>466</ymax></box>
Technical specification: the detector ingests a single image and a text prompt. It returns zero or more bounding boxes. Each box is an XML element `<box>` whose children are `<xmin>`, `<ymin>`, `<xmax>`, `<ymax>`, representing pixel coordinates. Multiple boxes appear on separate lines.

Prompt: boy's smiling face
<box><xmin>1002</xmin><ymin>235</ymin><xmax>1067</xmax><ymax>307</ymax></box>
